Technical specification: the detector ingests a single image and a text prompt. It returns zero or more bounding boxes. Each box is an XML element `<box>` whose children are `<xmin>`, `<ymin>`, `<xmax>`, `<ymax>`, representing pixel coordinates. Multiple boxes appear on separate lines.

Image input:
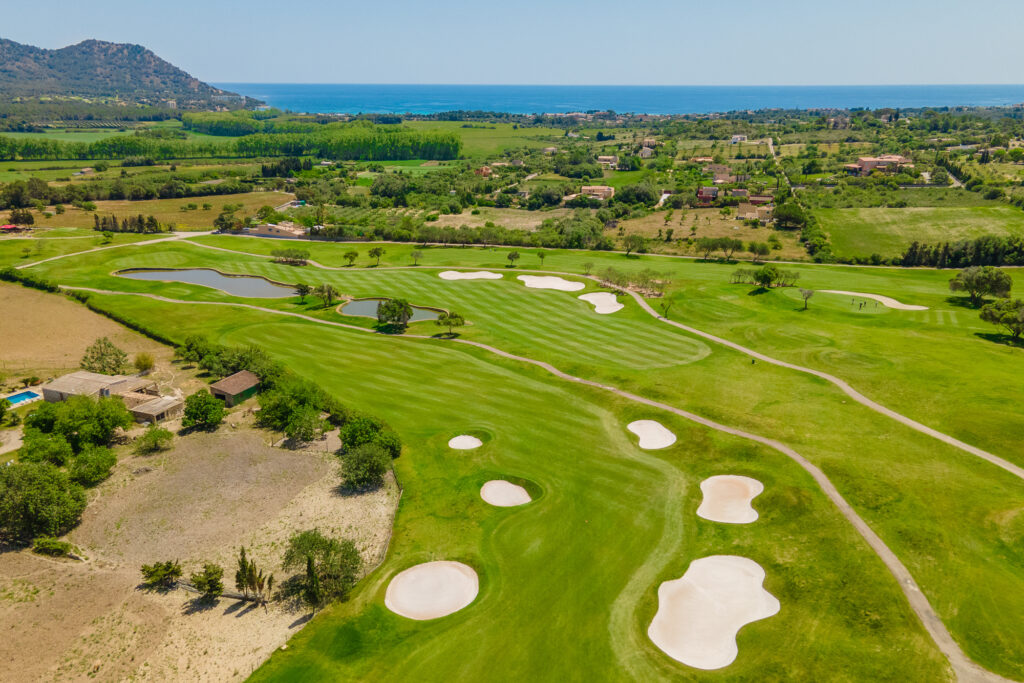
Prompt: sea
<box><xmin>213</xmin><ymin>83</ymin><xmax>1024</xmax><ymax>116</ymax></box>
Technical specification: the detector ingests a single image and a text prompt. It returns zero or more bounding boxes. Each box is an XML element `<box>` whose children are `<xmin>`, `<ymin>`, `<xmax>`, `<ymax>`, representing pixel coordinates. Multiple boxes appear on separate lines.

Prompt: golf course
<box><xmin>7</xmin><ymin>232</ymin><xmax>1024</xmax><ymax>681</ymax></box>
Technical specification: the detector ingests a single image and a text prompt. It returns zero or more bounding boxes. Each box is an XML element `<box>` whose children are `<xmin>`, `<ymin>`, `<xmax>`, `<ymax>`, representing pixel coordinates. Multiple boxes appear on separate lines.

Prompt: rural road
<box><xmin>59</xmin><ymin>285</ymin><xmax>1015</xmax><ymax>681</ymax></box>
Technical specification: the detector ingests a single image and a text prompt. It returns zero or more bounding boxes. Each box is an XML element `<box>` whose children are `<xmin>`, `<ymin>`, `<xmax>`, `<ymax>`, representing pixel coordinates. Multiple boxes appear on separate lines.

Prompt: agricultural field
<box><xmin>26</xmin><ymin>190</ymin><xmax>294</xmax><ymax>230</ymax></box>
<box><xmin>816</xmin><ymin>206</ymin><xmax>1024</xmax><ymax>258</ymax></box>
<box><xmin>8</xmin><ymin>233</ymin><xmax>1022</xmax><ymax>680</ymax></box>
<box><xmin>433</xmin><ymin>206</ymin><xmax>570</xmax><ymax>230</ymax></box>
<box><xmin>403</xmin><ymin>121</ymin><xmax>564</xmax><ymax>156</ymax></box>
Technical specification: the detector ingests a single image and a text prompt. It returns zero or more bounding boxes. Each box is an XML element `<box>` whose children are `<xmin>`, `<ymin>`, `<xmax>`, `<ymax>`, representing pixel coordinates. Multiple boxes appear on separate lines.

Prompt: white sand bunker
<box><xmin>648</xmin><ymin>555</ymin><xmax>780</xmax><ymax>670</ymax></box>
<box><xmin>578</xmin><ymin>291</ymin><xmax>624</xmax><ymax>314</ymax></box>
<box><xmin>385</xmin><ymin>561</ymin><xmax>479</xmax><ymax>620</ymax></box>
<box><xmin>480</xmin><ymin>480</ymin><xmax>532</xmax><ymax>507</ymax></box>
<box><xmin>439</xmin><ymin>270</ymin><xmax>503</xmax><ymax>281</ymax></box>
<box><xmin>517</xmin><ymin>275</ymin><xmax>585</xmax><ymax>292</ymax></box>
<box><xmin>820</xmin><ymin>289</ymin><xmax>928</xmax><ymax>311</ymax></box>
<box><xmin>627</xmin><ymin>420</ymin><xmax>677</xmax><ymax>449</ymax></box>
<box><xmin>697</xmin><ymin>475</ymin><xmax>764</xmax><ymax>524</ymax></box>
<box><xmin>448</xmin><ymin>435</ymin><xmax>483</xmax><ymax>450</ymax></box>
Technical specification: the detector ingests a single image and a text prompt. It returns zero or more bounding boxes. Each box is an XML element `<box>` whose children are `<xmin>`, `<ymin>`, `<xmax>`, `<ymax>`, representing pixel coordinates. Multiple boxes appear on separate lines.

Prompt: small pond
<box><xmin>117</xmin><ymin>268</ymin><xmax>294</xmax><ymax>298</ymax></box>
<box><xmin>341</xmin><ymin>298</ymin><xmax>440</xmax><ymax>322</ymax></box>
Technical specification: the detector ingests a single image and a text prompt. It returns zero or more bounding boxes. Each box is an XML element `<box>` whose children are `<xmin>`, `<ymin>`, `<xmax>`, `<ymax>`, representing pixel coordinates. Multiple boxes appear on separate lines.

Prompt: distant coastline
<box><xmin>214</xmin><ymin>83</ymin><xmax>1024</xmax><ymax>115</ymax></box>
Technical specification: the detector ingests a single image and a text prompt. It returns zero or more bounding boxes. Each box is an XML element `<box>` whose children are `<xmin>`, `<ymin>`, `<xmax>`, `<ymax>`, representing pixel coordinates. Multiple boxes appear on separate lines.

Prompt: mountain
<box><xmin>0</xmin><ymin>38</ymin><xmax>254</xmax><ymax>108</ymax></box>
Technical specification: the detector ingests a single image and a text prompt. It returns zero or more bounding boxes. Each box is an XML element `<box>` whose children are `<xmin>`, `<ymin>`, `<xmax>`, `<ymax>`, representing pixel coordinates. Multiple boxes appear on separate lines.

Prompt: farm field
<box><xmin>403</xmin><ymin>121</ymin><xmax>564</xmax><ymax>156</ymax></box>
<box><xmin>433</xmin><ymin>206</ymin><xmax>570</xmax><ymax>230</ymax></box>
<box><xmin>816</xmin><ymin>206</ymin><xmax>1024</xmax><ymax>258</ymax></box>
<box><xmin>19</xmin><ymin>236</ymin><xmax>1024</xmax><ymax>679</ymax></box>
<box><xmin>617</xmin><ymin>209</ymin><xmax>806</xmax><ymax>259</ymax></box>
<box><xmin>27</xmin><ymin>190</ymin><xmax>294</xmax><ymax>230</ymax></box>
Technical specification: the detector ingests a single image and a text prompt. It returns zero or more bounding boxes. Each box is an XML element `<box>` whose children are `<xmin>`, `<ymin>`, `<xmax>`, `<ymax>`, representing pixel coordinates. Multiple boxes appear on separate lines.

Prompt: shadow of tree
<box><xmin>945</xmin><ymin>295</ymin><xmax>983</xmax><ymax>310</ymax></box>
<box><xmin>182</xmin><ymin>595</ymin><xmax>221</xmax><ymax>615</ymax></box>
<box><xmin>974</xmin><ymin>332</ymin><xmax>1024</xmax><ymax>348</ymax></box>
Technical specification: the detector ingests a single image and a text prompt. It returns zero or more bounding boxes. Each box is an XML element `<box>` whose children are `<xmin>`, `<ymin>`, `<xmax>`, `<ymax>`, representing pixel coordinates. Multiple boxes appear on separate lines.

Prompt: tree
<box><xmin>623</xmin><ymin>233</ymin><xmax>646</xmax><ymax>256</ymax></box>
<box><xmin>283</xmin><ymin>529</ymin><xmax>362</xmax><ymax>608</ymax></box>
<box><xmin>583</xmin><ymin>262</ymin><xmax>594</xmax><ymax>275</ymax></box>
<box><xmin>134</xmin><ymin>352</ymin><xmax>155</xmax><ymax>374</ymax></box>
<box><xmin>949</xmin><ymin>266</ymin><xmax>1012</xmax><ymax>306</ymax></box>
<box><xmin>314</xmin><ymin>283</ymin><xmax>338</xmax><ymax>308</ymax></box>
<box><xmin>344</xmin><ymin>250</ymin><xmax>358</xmax><ymax>266</ymax></box>
<box><xmin>436</xmin><ymin>311</ymin><xmax>465</xmax><ymax>336</ymax></box>
<box><xmin>696</xmin><ymin>236</ymin><xmax>721</xmax><ymax>260</ymax></box>
<box><xmin>341</xmin><ymin>443</ymin><xmax>391</xmax><ymax>491</ymax></box>
<box><xmin>506</xmin><ymin>250</ymin><xmax>520</xmax><ymax>267</ymax></box>
<box><xmin>0</xmin><ymin>462</ymin><xmax>87</xmax><ymax>544</ymax></box>
<box><xmin>754</xmin><ymin>264</ymin><xmax>781</xmax><ymax>288</ymax></box>
<box><xmin>69</xmin><ymin>445</ymin><xmax>117</xmax><ymax>487</ymax></box>
<box><xmin>377</xmin><ymin>298</ymin><xmax>413</xmax><ymax>330</ymax></box>
<box><xmin>411</xmin><ymin>250</ymin><xmax>423</xmax><ymax>266</ymax></box>
<box><xmin>182</xmin><ymin>390</ymin><xmax>224</xmax><ymax>430</ymax></box>
<box><xmin>285</xmin><ymin>405</ymin><xmax>324</xmax><ymax>443</ymax></box>
<box><xmin>748</xmin><ymin>241</ymin><xmax>770</xmax><ymax>262</ymax></box>
<box><xmin>80</xmin><ymin>337</ymin><xmax>127</xmax><ymax>374</ymax></box>
<box><xmin>722</xmin><ymin>238</ymin><xmax>744</xmax><ymax>261</ymax></box>
<box><xmin>537</xmin><ymin>251</ymin><xmax>546</xmax><ymax>267</ymax></box>
<box><xmin>24</xmin><ymin>395</ymin><xmax>132</xmax><ymax>453</ymax></box>
<box><xmin>9</xmin><ymin>208</ymin><xmax>34</xmax><ymax>225</ymax></box>
<box><xmin>799</xmin><ymin>288</ymin><xmax>815</xmax><ymax>310</ymax></box>
<box><xmin>368</xmin><ymin>246</ymin><xmax>385</xmax><ymax>266</ymax></box>
<box><xmin>134</xmin><ymin>424</ymin><xmax>174</xmax><ymax>454</ymax></box>
<box><xmin>980</xmin><ymin>298</ymin><xmax>1024</xmax><ymax>339</ymax></box>
<box><xmin>19</xmin><ymin>430</ymin><xmax>75</xmax><ymax>466</ymax></box>
<box><xmin>295</xmin><ymin>283</ymin><xmax>312</xmax><ymax>302</ymax></box>
<box><xmin>339</xmin><ymin>415</ymin><xmax>385</xmax><ymax>452</ymax></box>
<box><xmin>190</xmin><ymin>563</ymin><xmax>224</xmax><ymax>602</ymax></box>
<box><xmin>303</xmin><ymin>554</ymin><xmax>324</xmax><ymax>610</ymax></box>
<box><xmin>235</xmin><ymin>547</ymin><xmax>273</xmax><ymax>603</ymax></box>
<box><xmin>773</xmin><ymin>202</ymin><xmax>808</xmax><ymax>230</ymax></box>
<box><xmin>141</xmin><ymin>560</ymin><xmax>182</xmax><ymax>589</ymax></box>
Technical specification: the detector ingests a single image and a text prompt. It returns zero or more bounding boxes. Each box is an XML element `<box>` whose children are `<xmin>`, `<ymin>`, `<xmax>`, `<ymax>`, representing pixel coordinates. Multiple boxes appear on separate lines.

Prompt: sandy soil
<box><xmin>438</xmin><ymin>270</ymin><xmax>503</xmax><ymax>281</ymax></box>
<box><xmin>627</xmin><ymin>420</ymin><xmax>677</xmax><ymax>450</ymax></box>
<box><xmin>696</xmin><ymin>475</ymin><xmax>763</xmax><ymax>524</ymax></box>
<box><xmin>647</xmin><ymin>555</ymin><xmax>780</xmax><ymax>670</ymax></box>
<box><xmin>578</xmin><ymin>292</ymin><xmax>624</xmax><ymax>314</ymax></box>
<box><xmin>384</xmin><ymin>561</ymin><xmax>479</xmax><ymax>620</ymax></box>
<box><xmin>819</xmin><ymin>290</ymin><xmax>929</xmax><ymax>311</ymax></box>
<box><xmin>480</xmin><ymin>480</ymin><xmax>532</xmax><ymax>507</ymax></box>
<box><xmin>517</xmin><ymin>275</ymin><xmax>585</xmax><ymax>292</ymax></box>
<box><xmin>0</xmin><ymin>424</ymin><xmax>400</xmax><ymax>683</ymax></box>
<box><xmin>0</xmin><ymin>282</ymin><xmax>168</xmax><ymax>382</ymax></box>
<box><xmin>448</xmin><ymin>435</ymin><xmax>482</xmax><ymax>450</ymax></box>
<box><xmin>433</xmin><ymin>207</ymin><xmax>570</xmax><ymax>231</ymax></box>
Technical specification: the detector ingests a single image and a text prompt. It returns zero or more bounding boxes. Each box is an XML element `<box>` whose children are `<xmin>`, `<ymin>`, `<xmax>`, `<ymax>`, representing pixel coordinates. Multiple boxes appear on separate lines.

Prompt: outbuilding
<box><xmin>209</xmin><ymin>370</ymin><xmax>260</xmax><ymax>406</ymax></box>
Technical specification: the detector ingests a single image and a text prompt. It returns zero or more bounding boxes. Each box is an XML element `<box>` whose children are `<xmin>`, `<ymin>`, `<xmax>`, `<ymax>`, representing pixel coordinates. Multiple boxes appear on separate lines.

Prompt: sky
<box><xmin>4</xmin><ymin>0</ymin><xmax>1024</xmax><ymax>86</ymax></box>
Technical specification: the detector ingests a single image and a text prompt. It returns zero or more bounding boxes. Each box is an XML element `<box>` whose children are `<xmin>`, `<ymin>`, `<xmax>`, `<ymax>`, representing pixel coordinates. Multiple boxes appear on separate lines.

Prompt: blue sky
<box><xmin>5</xmin><ymin>0</ymin><xmax>1023</xmax><ymax>85</ymax></box>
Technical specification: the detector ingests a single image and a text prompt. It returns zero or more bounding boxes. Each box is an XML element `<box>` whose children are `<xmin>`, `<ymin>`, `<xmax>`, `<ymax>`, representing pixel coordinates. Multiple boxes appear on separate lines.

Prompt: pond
<box><xmin>340</xmin><ymin>298</ymin><xmax>440</xmax><ymax>322</ymax></box>
<box><xmin>117</xmin><ymin>268</ymin><xmax>294</xmax><ymax>298</ymax></box>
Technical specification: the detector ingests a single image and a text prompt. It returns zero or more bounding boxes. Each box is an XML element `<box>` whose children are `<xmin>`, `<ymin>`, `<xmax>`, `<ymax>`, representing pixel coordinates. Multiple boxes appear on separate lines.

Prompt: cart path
<box><xmin>60</xmin><ymin>285</ymin><xmax>1011</xmax><ymax>682</ymax></box>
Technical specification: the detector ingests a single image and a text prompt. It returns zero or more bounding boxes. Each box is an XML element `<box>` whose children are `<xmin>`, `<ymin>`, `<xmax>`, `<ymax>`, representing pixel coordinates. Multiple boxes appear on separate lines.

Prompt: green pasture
<box><xmin>816</xmin><ymin>206</ymin><xmax>1024</xmax><ymax>258</ymax></box>
<box><xmin>402</xmin><ymin>121</ymin><xmax>564</xmax><ymax>157</ymax></box>
<box><xmin>72</xmin><ymin>291</ymin><xmax>947</xmax><ymax>681</ymax></box>
<box><xmin>26</xmin><ymin>238</ymin><xmax>1024</xmax><ymax>677</ymax></box>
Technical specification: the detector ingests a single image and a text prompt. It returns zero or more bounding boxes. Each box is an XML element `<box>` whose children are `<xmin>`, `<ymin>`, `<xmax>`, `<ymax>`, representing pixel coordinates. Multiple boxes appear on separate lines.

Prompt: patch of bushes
<box><xmin>134</xmin><ymin>425</ymin><xmax>174</xmax><ymax>454</ymax></box>
<box><xmin>32</xmin><ymin>536</ymin><xmax>77</xmax><ymax>558</ymax></box>
<box><xmin>141</xmin><ymin>560</ymin><xmax>183</xmax><ymax>589</ymax></box>
<box><xmin>341</xmin><ymin>442</ymin><xmax>391</xmax><ymax>491</ymax></box>
<box><xmin>0</xmin><ymin>266</ymin><xmax>59</xmax><ymax>292</ymax></box>
<box><xmin>0</xmin><ymin>462</ymin><xmax>87</xmax><ymax>545</ymax></box>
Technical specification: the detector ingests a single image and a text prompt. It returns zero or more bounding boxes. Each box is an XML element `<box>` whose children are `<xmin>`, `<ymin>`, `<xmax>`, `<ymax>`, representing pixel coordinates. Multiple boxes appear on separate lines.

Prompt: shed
<box><xmin>209</xmin><ymin>370</ymin><xmax>260</xmax><ymax>406</ymax></box>
<box><xmin>130</xmin><ymin>396</ymin><xmax>184</xmax><ymax>423</ymax></box>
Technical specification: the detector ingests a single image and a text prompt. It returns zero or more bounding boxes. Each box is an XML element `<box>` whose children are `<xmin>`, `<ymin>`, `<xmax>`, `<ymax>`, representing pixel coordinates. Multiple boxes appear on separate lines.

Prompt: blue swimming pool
<box><xmin>3</xmin><ymin>390</ymin><xmax>40</xmax><ymax>406</ymax></box>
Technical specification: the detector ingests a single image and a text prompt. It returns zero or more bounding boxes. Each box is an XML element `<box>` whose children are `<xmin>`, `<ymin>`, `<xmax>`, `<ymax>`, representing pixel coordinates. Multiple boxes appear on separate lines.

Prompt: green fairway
<box><xmin>69</xmin><ymin>293</ymin><xmax>948</xmax><ymax>681</ymax></box>
<box><xmin>22</xmin><ymin>237</ymin><xmax>1024</xmax><ymax>678</ymax></box>
<box><xmin>816</xmin><ymin>206</ymin><xmax>1024</xmax><ymax>258</ymax></box>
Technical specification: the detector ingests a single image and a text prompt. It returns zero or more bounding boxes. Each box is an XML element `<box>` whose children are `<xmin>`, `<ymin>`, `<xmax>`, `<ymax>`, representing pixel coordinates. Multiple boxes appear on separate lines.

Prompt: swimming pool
<box><xmin>3</xmin><ymin>390</ymin><xmax>41</xmax><ymax>406</ymax></box>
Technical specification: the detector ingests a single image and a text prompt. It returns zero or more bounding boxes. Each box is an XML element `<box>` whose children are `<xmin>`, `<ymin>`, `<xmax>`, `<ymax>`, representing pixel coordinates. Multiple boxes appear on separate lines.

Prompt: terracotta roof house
<box><xmin>209</xmin><ymin>370</ymin><xmax>260</xmax><ymax>406</ymax></box>
<box><xmin>474</xmin><ymin>166</ymin><xmax>493</xmax><ymax>177</ymax></box>
<box><xmin>41</xmin><ymin>371</ymin><xmax>181</xmax><ymax>423</ymax></box>
<box><xmin>697</xmin><ymin>186</ymin><xmax>719</xmax><ymax>201</ymax></box>
<box><xmin>845</xmin><ymin>154</ymin><xmax>913</xmax><ymax>176</ymax></box>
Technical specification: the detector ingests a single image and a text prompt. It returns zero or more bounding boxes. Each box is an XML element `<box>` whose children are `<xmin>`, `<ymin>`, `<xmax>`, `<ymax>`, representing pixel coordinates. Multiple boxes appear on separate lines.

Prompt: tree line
<box><xmin>92</xmin><ymin>213</ymin><xmax>168</xmax><ymax>233</ymax></box>
<box><xmin>900</xmin><ymin>236</ymin><xmax>1024</xmax><ymax>267</ymax></box>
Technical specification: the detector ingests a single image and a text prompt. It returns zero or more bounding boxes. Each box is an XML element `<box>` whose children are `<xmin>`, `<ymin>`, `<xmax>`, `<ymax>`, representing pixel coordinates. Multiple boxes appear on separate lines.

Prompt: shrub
<box><xmin>0</xmin><ymin>462</ymin><xmax>87</xmax><ymax>544</ymax></box>
<box><xmin>19</xmin><ymin>429</ymin><xmax>75</xmax><ymax>466</ymax></box>
<box><xmin>339</xmin><ymin>415</ymin><xmax>384</xmax><ymax>452</ymax></box>
<box><xmin>182</xmin><ymin>391</ymin><xmax>224</xmax><ymax>430</ymax></box>
<box><xmin>133</xmin><ymin>352</ymin><xmax>155</xmax><ymax>374</ymax></box>
<box><xmin>134</xmin><ymin>425</ymin><xmax>174</xmax><ymax>455</ymax></box>
<box><xmin>373</xmin><ymin>430</ymin><xmax>403</xmax><ymax>459</ymax></box>
<box><xmin>341</xmin><ymin>442</ymin><xmax>390</xmax><ymax>491</ymax></box>
<box><xmin>69</xmin><ymin>445</ymin><xmax>117</xmax><ymax>487</ymax></box>
<box><xmin>32</xmin><ymin>536</ymin><xmax>76</xmax><ymax>557</ymax></box>
<box><xmin>141</xmin><ymin>560</ymin><xmax>183</xmax><ymax>588</ymax></box>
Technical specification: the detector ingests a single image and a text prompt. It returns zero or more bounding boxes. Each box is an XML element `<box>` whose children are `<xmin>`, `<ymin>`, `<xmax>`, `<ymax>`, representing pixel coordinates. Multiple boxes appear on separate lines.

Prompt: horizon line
<box><xmin>210</xmin><ymin>82</ymin><xmax>1024</xmax><ymax>88</ymax></box>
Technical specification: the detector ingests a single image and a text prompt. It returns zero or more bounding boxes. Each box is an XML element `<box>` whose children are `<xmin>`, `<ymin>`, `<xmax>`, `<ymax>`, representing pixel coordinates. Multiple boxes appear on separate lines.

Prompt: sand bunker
<box><xmin>384</xmin><ymin>561</ymin><xmax>479</xmax><ymax>620</ymax></box>
<box><xmin>517</xmin><ymin>275</ymin><xmax>585</xmax><ymax>292</ymax></box>
<box><xmin>448</xmin><ymin>435</ymin><xmax>483</xmax><ymax>450</ymax></box>
<box><xmin>697</xmin><ymin>475</ymin><xmax>764</xmax><ymax>524</ymax></box>
<box><xmin>820</xmin><ymin>290</ymin><xmax>928</xmax><ymax>311</ymax></box>
<box><xmin>627</xmin><ymin>420</ymin><xmax>677</xmax><ymax>449</ymax></box>
<box><xmin>480</xmin><ymin>480</ymin><xmax>532</xmax><ymax>507</ymax></box>
<box><xmin>439</xmin><ymin>270</ymin><xmax>503</xmax><ymax>281</ymax></box>
<box><xmin>648</xmin><ymin>555</ymin><xmax>780</xmax><ymax>670</ymax></box>
<box><xmin>578</xmin><ymin>292</ymin><xmax>624</xmax><ymax>314</ymax></box>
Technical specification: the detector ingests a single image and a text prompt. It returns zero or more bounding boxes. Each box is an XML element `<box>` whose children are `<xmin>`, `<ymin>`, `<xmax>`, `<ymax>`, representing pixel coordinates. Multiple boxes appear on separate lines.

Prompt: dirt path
<box><xmin>59</xmin><ymin>286</ymin><xmax>1010</xmax><ymax>681</ymax></box>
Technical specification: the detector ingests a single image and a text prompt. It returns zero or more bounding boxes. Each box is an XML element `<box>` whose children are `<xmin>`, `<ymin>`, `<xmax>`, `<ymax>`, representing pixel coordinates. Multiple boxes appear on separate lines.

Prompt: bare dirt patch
<box><xmin>619</xmin><ymin>209</ymin><xmax>805</xmax><ymax>260</ymax></box>
<box><xmin>0</xmin><ymin>283</ymin><xmax>169</xmax><ymax>383</ymax></box>
<box><xmin>433</xmin><ymin>207</ymin><xmax>570</xmax><ymax>231</ymax></box>
<box><xmin>0</xmin><ymin>424</ymin><xmax>399</xmax><ymax>682</ymax></box>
